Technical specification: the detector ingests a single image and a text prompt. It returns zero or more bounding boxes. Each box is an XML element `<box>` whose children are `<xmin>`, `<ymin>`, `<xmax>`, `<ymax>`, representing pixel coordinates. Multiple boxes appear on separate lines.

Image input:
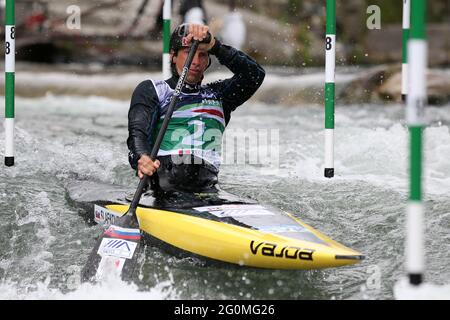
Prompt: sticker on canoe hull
<box><xmin>98</xmin><ymin>237</ymin><xmax>138</xmax><ymax>259</ymax></box>
<box><xmin>250</xmin><ymin>240</ymin><xmax>315</xmax><ymax>261</ymax></box>
<box><xmin>193</xmin><ymin>204</ymin><xmax>275</xmax><ymax>218</ymax></box>
<box><xmin>94</xmin><ymin>205</ymin><xmax>122</xmax><ymax>226</ymax></box>
<box><xmin>258</xmin><ymin>224</ymin><xmax>305</xmax><ymax>234</ymax></box>
<box><xmin>95</xmin><ymin>256</ymin><xmax>126</xmax><ymax>280</ymax></box>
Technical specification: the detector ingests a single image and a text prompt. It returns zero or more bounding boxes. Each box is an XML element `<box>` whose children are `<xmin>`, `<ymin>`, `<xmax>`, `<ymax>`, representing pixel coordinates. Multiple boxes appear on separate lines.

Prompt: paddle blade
<box><xmin>81</xmin><ymin>220</ymin><xmax>142</xmax><ymax>283</ymax></box>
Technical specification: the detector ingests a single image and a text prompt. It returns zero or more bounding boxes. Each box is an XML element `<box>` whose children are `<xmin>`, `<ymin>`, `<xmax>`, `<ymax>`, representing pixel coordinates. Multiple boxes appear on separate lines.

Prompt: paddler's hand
<box><xmin>137</xmin><ymin>155</ymin><xmax>160</xmax><ymax>179</ymax></box>
<box><xmin>184</xmin><ymin>24</ymin><xmax>215</xmax><ymax>51</ymax></box>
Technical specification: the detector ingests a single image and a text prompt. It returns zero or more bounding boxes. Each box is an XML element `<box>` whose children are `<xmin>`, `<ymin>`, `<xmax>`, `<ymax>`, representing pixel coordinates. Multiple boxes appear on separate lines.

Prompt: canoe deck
<box><xmin>67</xmin><ymin>180</ymin><xmax>364</xmax><ymax>270</ymax></box>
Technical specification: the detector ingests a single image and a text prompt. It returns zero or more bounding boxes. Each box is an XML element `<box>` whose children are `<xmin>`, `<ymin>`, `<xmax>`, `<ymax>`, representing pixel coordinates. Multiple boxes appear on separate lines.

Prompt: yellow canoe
<box><xmin>99</xmin><ymin>201</ymin><xmax>364</xmax><ymax>270</ymax></box>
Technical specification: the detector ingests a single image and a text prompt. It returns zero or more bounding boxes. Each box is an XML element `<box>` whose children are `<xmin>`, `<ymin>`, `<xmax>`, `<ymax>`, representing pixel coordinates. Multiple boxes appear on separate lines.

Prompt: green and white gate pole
<box><xmin>4</xmin><ymin>0</ymin><xmax>15</xmax><ymax>167</ymax></box>
<box><xmin>402</xmin><ymin>0</ymin><xmax>410</xmax><ymax>102</ymax></box>
<box><xmin>324</xmin><ymin>0</ymin><xmax>335</xmax><ymax>178</ymax></box>
<box><xmin>406</xmin><ymin>0</ymin><xmax>427</xmax><ymax>286</ymax></box>
<box><xmin>162</xmin><ymin>0</ymin><xmax>171</xmax><ymax>79</ymax></box>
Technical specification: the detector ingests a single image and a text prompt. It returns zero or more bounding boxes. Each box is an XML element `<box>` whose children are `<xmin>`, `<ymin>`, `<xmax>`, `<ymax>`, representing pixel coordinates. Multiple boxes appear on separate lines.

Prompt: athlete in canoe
<box><xmin>127</xmin><ymin>23</ymin><xmax>265</xmax><ymax>194</ymax></box>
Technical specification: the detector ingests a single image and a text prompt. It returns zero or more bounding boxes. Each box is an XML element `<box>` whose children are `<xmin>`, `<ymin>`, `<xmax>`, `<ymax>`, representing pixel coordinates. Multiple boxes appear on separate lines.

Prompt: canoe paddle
<box><xmin>81</xmin><ymin>29</ymin><xmax>210</xmax><ymax>282</ymax></box>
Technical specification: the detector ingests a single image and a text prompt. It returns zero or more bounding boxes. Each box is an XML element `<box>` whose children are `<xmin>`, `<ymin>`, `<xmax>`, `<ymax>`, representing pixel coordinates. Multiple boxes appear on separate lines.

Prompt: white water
<box><xmin>0</xmin><ymin>278</ymin><xmax>178</xmax><ymax>300</ymax></box>
<box><xmin>1</xmin><ymin>76</ymin><xmax>450</xmax><ymax>300</ymax></box>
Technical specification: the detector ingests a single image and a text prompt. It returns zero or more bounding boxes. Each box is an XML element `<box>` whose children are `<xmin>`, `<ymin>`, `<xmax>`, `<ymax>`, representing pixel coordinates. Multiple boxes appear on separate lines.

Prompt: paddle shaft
<box><xmin>82</xmin><ymin>36</ymin><xmax>208</xmax><ymax>282</ymax></box>
<box><xmin>128</xmin><ymin>39</ymin><xmax>203</xmax><ymax>216</ymax></box>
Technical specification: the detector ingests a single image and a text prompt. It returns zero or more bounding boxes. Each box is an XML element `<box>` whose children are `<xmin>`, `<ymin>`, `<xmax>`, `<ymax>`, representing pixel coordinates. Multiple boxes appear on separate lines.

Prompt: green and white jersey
<box><xmin>152</xmin><ymin>79</ymin><xmax>225</xmax><ymax>169</ymax></box>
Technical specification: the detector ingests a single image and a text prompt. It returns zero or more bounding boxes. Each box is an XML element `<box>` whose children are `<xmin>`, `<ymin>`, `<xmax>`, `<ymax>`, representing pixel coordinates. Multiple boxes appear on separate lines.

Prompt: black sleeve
<box><xmin>127</xmin><ymin>80</ymin><xmax>160</xmax><ymax>169</ymax></box>
<box><xmin>208</xmin><ymin>39</ymin><xmax>265</xmax><ymax>122</ymax></box>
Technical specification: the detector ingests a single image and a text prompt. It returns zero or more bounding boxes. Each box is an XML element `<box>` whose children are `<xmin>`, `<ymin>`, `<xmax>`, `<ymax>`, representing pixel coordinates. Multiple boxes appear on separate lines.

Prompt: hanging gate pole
<box><xmin>406</xmin><ymin>0</ymin><xmax>427</xmax><ymax>286</ymax></box>
<box><xmin>4</xmin><ymin>0</ymin><xmax>15</xmax><ymax>167</ymax></box>
<box><xmin>402</xmin><ymin>0</ymin><xmax>411</xmax><ymax>102</ymax></box>
<box><xmin>324</xmin><ymin>0</ymin><xmax>336</xmax><ymax>178</ymax></box>
<box><xmin>162</xmin><ymin>0</ymin><xmax>171</xmax><ymax>79</ymax></box>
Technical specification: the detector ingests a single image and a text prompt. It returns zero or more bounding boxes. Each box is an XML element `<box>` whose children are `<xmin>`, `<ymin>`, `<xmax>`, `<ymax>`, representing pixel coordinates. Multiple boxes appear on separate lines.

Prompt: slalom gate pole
<box><xmin>163</xmin><ymin>0</ymin><xmax>171</xmax><ymax>79</ymax></box>
<box><xmin>406</xmin><ymin>0</ymin><xmax>427</xmax><ymax>286</ymax></box>
<box><xmin>4</xmin><ymin>0</ymin><xmax>15</xmax><ymax>167</ymax></box>
<box><xmin>324</xmin><ymin>0</ymin><xmax>335</xmax><ymax>178</ymax></box>
<box><xmin>402</xmin><ymin>0</ymin><xmax>411</xmax><ymax>102</ymax></box>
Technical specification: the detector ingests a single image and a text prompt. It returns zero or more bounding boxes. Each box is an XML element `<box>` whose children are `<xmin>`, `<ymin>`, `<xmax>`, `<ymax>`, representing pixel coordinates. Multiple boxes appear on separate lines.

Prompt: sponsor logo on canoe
<box><xmin>98</xmin><ymin>238</ymin><xmax>137</xmax><ymax>259</ymax></box>
<box><xmin>94</xmin><ymin>205</ymin><xmax>121</xmax><ymax>226</ymax></box>
<box><xmin>250</xmin><ymin>241</ymin><xmax>314</xmax><ymax>261</ymax></box>
<box><xmin>258</xmin><ymin>224</ymin><xmax>305</xmax><ymax>233</ymax></box>
<box><xmin>194</xmin><ymin>204</ymin><xmax>275</xmax><ymax>218</ymax></box>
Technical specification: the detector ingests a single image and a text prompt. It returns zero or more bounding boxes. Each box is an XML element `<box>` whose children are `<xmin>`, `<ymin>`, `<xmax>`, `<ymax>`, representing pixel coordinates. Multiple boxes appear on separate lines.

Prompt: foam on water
<box><xmin>394</xmin><ymin>278</ymin><xmax>450</xmax><ymax>300</ymax></box>
<box><xmin>0</xmin><ymin>277</ymin><xmax>178</xmax><ymax>300</ymax></box>
<box><xmin>225</xmin><ymin>102</ymin><xmax>450</xmax><ymax>197</ymax></box>
<box><xmin>1</xmin><ymin>93</ymin><xmax>449</xmax><ymax>299</ymax></box>
<box><xmin>1</xmin><ymin>95</ymin><xmax>131</xmax><ymax>184</ymax></box>
<box><xmin>11</xmin><ymin>69</ymin><xmax>359</xmax><ymax>98</ymax></box>
<box><xmin>291</xmin><ymin>123</ymin><xmax>450</xmax><ymax>196</ymax></box>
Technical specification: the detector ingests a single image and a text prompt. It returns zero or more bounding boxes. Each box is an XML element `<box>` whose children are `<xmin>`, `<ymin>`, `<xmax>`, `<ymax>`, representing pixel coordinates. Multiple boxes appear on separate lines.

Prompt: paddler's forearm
<box><xmin>127</xmin><ymin>80</ymin><xmax>161</xmax><ymax>170</ymax></box>
<box><xmin>127</xmin><ymin>104</ymin><xmax>155</xmax><ymax>169</ymax></box>
<box><xmin>209</xmin><ymin>38</ymin><xmax>265</xmax><ymax>89</ymax></box>
<box><xmin>208</xmin><ymin>39</ymin><xmax>265</xmax><ymax>111</ymax></box>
